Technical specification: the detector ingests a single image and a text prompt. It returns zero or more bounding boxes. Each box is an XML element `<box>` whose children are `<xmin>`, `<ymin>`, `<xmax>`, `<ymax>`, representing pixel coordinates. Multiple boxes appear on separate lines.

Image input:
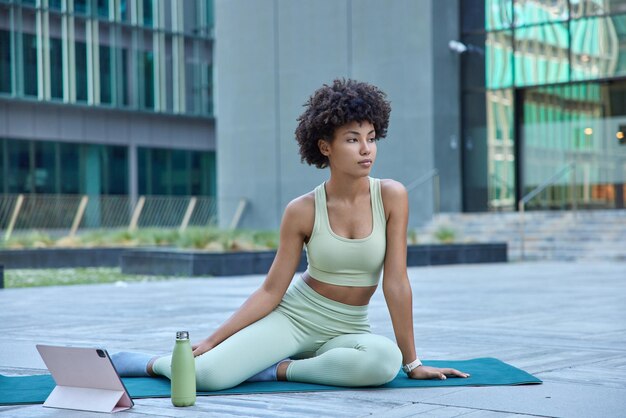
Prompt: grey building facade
<box><xmin>215</xmin><ymin>0</ymin><xmax>461</xmax><ymax>229</ymax></box>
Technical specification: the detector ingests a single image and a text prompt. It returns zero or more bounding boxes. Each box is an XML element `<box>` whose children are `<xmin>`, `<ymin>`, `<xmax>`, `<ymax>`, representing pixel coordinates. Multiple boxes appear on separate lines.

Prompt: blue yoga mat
<box><xmin>0</xmin><ymin>358</ymin><xmax>541</xmax><ymax>406</ymax></box>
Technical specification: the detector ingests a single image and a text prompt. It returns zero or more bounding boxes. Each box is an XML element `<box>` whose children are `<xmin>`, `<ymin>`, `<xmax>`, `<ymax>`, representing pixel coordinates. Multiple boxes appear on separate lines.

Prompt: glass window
<box><xmin>171</xmin><ymin>149</ymin><xmax>189</xmax><ymax>195</ymax></box>
<box><xmin>50</xmin><ymin>37</ymin><xmax>63</xmax><ymax>99</ymax></box>
<box><xmin>522</xmin><ymin>80</ymin><xmax>626</xmax><ymax>210</ymax></box>
<box><xmin>33</xmin><ymin>141</ymin><xmax>57</xmax><ymax>193</ymax></box>
<box><xmin>150</xmin><ymin>148</ymin><xmax>168</xmax><ymax>195</ymax></box>
<box><xmin>183</xmin><ymin>0</ymin><xmax>199</xmax><ymax>35</ymax></box>
<box><xmin>59</xmin><ymin>142</ymin><xmax>80</xmax><ymax>194</ymax></box>
<box><xmin>75</xmin><ymin>19</ymin><xmax>88</xmax><ymax>102</ymax></box>
<box><xmin>23</xmin><ymin>33</ymin><xmax>38</xmax><ymax>97</ymax></box>
<box><xmin>486</xmin><ymin>30</ymin><xmax>514</xmax><ymax>88</ymax></box>
<box><xmin>165</xmin><ymin>34</ymin><xmax>173</xmax><ymax>112</ymax></box>
<box><xmin>0</xmin><ymin>139</ymin><xmax>4</xmax><ymax>194</ymax></box>
<box><xmin>99</xmin><ymin>44</ymin><xmax>112</xmax><ymax>104</ymax></box>
<box><xmin>74</xmin><ymin>0</ymin><xmax>89</xmax><ymax>16</ymax></box>
<box><xmin>138</xmin><ymin>147</ymin><xmax>149</xmax><ymax>195</ymax></box>
<box><xmin>570</xmin><ymin>0</ymin><xmax>626</xmax><ymax>19</ymax></box>
<box><xmin>7</xmin><ymin>139</ymin><xmax>31</xmax><ymax>193</ymax></box>
<box><xmin>486</xmin><ymin>0</ymin><xmax>514</xmax><ymax>31</ymax></box>
<box><xmin>75</xmin><ymin>41</ymin><xmax>88</xmax><ymax>101</ymax></box>
<box><xmin>97</xmin><ymin>0</ymin><xmax>110</xmax><ymax>19</ymax></box>
<box><xmin>119</xmin><ymin>0</ymin><xmax>130</xmax><ymax>22</ymax></box>
<box><xmin>571</xmin><ymin>15</ymin><xmax>626</xmax><ymax>82</ymax></box>
<box><xmin>143</xmin><ymin>50</ymin><xmax>154</xmax><ymax>109</ymax></box>
<box><xmin>49</xmin><ymin>0</ymin><xmax>63</xmax><ymax>11</ymax></box>
<box><xmin>514</xmin><ymin>22</ymin><xmax>569</xmax><ymax>87</ymax></box>
<box><xmin>0</xmin><ymin>29</ymin><xmax>11</xmax><ymax>94</ymax></box>
<box><xmin>513</xmin><ymin>0</ymin><xmax>568</xmax><ymax>27</ymax></box>
<box><xmin>101</xmin><ymin>145</ymin><xmax>128</xmax><ymax>194</ymax></box>
<box><xmin>143</xmin><ymin>0</ymin><xmax>153</xmax><ymax>27</ymax></box>
<box><xmin>206</xmin><ymin>0</ymin><xmax>214</xmax><ymax>31</ymax></box>
<box><xmin>191</xmin><ymin>151</ymin><xmax>215</xmax><ymax>196</ymax></box>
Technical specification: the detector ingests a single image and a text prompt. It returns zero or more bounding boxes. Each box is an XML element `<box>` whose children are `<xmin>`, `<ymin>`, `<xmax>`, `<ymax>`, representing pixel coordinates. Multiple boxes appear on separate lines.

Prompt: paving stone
<box><xmin>0</xmin><ymin>261</ymin><xmax>624</xmax><ymax>417</ymax></box>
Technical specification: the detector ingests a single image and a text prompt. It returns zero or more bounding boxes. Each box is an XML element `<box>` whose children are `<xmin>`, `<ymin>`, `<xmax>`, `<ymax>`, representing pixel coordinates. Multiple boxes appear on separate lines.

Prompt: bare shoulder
<box><xmin>282</xmin><ymin>190</ymin><xmax>315</xmax><ymax>238</ymax></box>
<box><xmin>379</xmin><ymin>178</ymin><xmax>408</xmax><ymax>203</ymax></box>
<box><xmin>285</xmin><ymin>190</ymin><xmax>315</xmax><ymax>217</ymax></box>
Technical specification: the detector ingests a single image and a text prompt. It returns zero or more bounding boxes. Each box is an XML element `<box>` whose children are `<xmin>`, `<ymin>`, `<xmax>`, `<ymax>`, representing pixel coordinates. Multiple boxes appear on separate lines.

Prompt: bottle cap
<box><xmin>176</xmin><ymin>331</ymin><xmax>190</xmax><ymax>340</ymax></box>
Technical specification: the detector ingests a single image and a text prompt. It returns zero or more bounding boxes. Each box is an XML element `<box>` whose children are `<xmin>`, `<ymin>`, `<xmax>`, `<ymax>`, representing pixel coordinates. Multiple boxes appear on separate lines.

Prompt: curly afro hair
<box><xmin>295</xmin><ymin>79</ymin><xmax>391</xmax><ymax>168</ymax></box>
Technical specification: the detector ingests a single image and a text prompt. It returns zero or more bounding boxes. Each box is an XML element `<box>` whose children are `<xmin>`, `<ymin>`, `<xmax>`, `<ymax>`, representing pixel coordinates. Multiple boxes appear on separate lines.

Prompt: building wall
<box><xmin>215</xmin><ymin>0</ymin><xmax>461</xmax><ymax>229</ymax></box>
<box><xmin>0</xmin><ymin>0</ymin><xmax>217</xmax><ymax>203</ymax></box>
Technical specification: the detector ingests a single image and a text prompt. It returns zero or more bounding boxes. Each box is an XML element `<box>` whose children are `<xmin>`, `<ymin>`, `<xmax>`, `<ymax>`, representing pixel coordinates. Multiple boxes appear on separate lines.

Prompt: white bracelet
<box><xmin>402</xmin><ymin>358</ymin><xmax>423</xmax><ymax>374</ymax></box>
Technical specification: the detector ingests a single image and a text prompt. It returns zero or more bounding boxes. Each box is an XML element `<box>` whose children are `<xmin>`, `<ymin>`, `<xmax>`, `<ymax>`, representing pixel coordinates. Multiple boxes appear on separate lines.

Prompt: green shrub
<box><xmin>434</xmin><ymin>226</ymin><xmax>456</xmax><ymax>244</ymax></box>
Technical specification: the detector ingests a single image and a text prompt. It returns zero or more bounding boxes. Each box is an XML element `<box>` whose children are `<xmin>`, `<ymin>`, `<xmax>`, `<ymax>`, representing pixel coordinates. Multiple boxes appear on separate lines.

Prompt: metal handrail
<box><xmin>406</xmin><ymin>169</ymin><xmax>440</xmax><ymax>214</ymax></box>
<box><xmin>518</xmin><ymin>162</ymin><xmax>577</xmax><ymax>260</ymax></box>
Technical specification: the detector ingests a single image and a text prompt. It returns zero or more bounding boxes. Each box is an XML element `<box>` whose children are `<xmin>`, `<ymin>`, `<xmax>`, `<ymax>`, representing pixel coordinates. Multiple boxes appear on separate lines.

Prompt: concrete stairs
<box><xmin>415</xmin><ymin>210</ymin><xmax>626</xmax><ymax>261</ymax></box>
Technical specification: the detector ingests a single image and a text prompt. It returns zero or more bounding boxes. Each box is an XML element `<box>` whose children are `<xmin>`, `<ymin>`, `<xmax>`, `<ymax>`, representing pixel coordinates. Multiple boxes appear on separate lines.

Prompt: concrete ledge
<box><xmin>121</xmin><ymin>243</ymin><xmax>508</xmax><ymax>276</ymax></box>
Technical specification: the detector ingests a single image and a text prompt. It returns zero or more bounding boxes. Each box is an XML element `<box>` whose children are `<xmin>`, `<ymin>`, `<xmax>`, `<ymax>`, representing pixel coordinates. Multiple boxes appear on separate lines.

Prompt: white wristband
<box><xmin>402</xmin><ymin>358</ymin><xmax>423</xmax><ymax>374</ymax></box>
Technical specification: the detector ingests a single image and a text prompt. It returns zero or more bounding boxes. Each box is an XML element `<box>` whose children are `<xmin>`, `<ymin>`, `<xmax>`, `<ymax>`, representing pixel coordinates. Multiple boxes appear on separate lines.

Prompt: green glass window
<box><xmin>513</xmin><ymin>0</ymin><xmax>568</xmax><ymax>27</ymax></box>
<box><xmin>486</xmin><ymin>30</ymin><xmax>514</xmax><ymax>88</ymax></box>
<box><xmin>571</xmin><ymin>15</ymin><xmax>626</xmax><ymax>82</ymax></box>
<box><xmin>486</xmin><ymin>0</ymin><xmax>513</xmax><ymax>31</ymax></box>
<box><xmin>570</xmin><ymin>0</ymin><xmax>626</xmax><ymax>18</ymax></box>
<box><xmin>0</xmin><ymin>29</ymin><xmax>11</xmax><ymax>94</ymax></box>
<box><xmin>514</xmin><ymin>22</ymin><xmax>569</xmax><ymax>87</ymax></box>
<box><xmin>22</xmin><ymin>33</ymin><xmax>38</xmax><ymax>97</ymax></box>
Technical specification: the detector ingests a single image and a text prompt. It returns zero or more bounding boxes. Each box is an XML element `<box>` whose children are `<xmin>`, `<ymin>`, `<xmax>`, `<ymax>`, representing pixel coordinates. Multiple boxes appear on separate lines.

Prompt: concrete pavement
<box><xmin>1</xmin><ymin>261</ymin><xmax>625</xmax><ymax>417</ymax></box>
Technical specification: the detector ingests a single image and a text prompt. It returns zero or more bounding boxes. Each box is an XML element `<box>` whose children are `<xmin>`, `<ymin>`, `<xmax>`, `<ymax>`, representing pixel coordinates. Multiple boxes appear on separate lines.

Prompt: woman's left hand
<box><xmin>408</xmin><ymin>365</ymin><xmax>470</xmax><ymax>380</ymax></box>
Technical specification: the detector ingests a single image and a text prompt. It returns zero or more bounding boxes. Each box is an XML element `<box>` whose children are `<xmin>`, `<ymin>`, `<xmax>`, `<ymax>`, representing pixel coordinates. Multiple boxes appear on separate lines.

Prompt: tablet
<box><xmin>36</xmin><ymin>345</ymin><xmax>134</xmax><ymax>413</ymax></box>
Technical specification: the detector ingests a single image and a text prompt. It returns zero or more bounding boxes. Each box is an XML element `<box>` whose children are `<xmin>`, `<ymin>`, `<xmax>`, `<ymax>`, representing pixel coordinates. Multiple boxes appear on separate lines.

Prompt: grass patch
<box><xmin>3</xmin><ymin>267</ymin><xmax>180</xmax><ymax>288</ymax></box>
<box><xmin>2</xmin><ymin>228</ymin><xmax>280</xmax><ymax>251</ymax></box>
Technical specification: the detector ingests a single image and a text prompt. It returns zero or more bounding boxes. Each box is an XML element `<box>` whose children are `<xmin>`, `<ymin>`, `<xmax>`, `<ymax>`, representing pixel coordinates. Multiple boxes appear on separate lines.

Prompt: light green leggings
<box><xmin>153</xmin><ymin>278</ymin><xmax>402</xmax><ymax>391</ymax></box>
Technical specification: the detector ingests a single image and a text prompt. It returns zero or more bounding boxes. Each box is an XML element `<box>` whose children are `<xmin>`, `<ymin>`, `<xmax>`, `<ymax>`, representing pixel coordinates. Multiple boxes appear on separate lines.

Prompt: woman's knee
<box><xmin>355</xmin><ymin>337</ymin><xmax>402</xmax><ymax>385</ymax></box>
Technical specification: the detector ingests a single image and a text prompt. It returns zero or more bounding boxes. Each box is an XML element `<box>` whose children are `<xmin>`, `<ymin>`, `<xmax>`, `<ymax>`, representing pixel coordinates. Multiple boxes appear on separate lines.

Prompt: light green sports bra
<box><xmin>305</xmin><ymin>177</ymin><xmax>387</xmax><ymax>287</ymax></box>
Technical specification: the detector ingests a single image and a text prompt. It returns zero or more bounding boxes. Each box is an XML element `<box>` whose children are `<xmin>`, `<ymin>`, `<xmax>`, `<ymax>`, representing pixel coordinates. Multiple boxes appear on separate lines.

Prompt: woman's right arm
<box><xmin>192</xmin><ymin>196</ymin><xmax>312</xmax><ymax>357</ymax></box>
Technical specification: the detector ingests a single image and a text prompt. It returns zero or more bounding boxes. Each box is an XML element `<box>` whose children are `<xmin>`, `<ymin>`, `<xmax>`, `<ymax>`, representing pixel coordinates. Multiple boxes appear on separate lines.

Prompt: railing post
<box><xmin>69</xmin><ymin>195</ymin><xmax>89</xmax><ymax>237</ymax></box>
<box><xmin>179</xmin><ymin>197</ymin><xmax>197</xmax><ymax>232</ymax></box>
<box><xmin>433</xmin><ymin>174</ymin><xmax>440</xmax><ymax>214</ymax></box>
<box><xmin>229</xmin><ymin>199</ymin><xmax>247</xmax><ymax>230</ymax></box>
<box><xmin>4</xmin><ymin>194</ymin><xmax>25</xmax><ymax>242</ymax></box>
<box><xmin>129</xmin><ymin>196</ymin><xmax>146</xmax><ymax>231</ymax></box>
<box><xmin>571</xmin><ymin>166</ymin><xmax>577</xmax><ymax>217</ymax></box>
<box><xmin>518</xmin><ymin>200</ymin><xmax>525</xmax><ymax>261</ymax></box>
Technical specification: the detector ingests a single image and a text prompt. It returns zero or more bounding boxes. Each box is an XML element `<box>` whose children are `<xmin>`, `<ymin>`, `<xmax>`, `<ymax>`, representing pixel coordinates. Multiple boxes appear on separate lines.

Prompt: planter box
<box><xmin>0</xmin><ymin>248</ymin><xmax>128</xmax><ymax>269</ymax></box>
<box><xmin>121</xmin><ymin>243</ymin><xmax>507</xmax><ymax>276</ymax></box>
<box><xmin>121</xmin><ymin>249</ymin><xmax>309</xmax><ymax>277</ymax></box>
<box><xmin>0</xmin><ymin>242</ymin><xmax>507</xmax><ymax>274</ymax></box>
